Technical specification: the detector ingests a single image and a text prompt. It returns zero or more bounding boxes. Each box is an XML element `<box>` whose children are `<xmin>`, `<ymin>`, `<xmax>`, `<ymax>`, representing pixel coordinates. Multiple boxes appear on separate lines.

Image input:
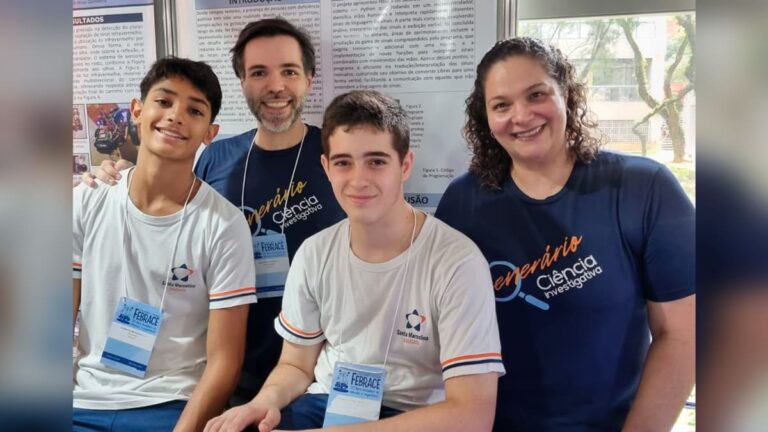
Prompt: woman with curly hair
<box><xmin>435</xmin><ymin>37</ymin><xmax>695</xmax><ymax>432</ymax></box>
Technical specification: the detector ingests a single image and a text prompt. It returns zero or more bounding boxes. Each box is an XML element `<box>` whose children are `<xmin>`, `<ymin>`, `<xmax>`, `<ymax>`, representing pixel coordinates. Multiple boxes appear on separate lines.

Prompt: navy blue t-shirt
<box><xmin>435</xmin><ymin>152</ymin><xmax>694</xmax><ymax>432</ymax></box>
<box><xmin>195</xmin><ymin>125</ymin><xmax>345</xmax><ymax>401</ymax></box>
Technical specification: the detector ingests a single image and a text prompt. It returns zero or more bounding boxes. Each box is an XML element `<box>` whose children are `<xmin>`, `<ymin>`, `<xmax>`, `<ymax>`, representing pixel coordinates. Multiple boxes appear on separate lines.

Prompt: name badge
<box><xmin>253</xmin><ymin>233</ymin><xmax>290</xmax><ymax>299</ymax></box>
<box><xmin>100</xmin><ymin>297</ymin><xmax>162</xmax><ymax>377</ymax></box>
<box><xmin>323</xmin><ymin>362</ymin><xmax>386</xmax><ymax>427</ymax></box>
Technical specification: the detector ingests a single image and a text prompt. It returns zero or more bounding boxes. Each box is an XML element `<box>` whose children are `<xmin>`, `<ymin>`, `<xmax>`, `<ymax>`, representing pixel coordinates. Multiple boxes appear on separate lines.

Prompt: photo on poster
<box><xmin>73</xmin><ymin>153</ymin><xmax>91</xmax><ymax>175</ymax></box>
<box><xmin>73</xmin><ymin>104</ymin><xmax>87</xmax><ymax>140</ymax></box>
<box><xmin>86</xmin><ymin>103</ymin><xmax>140</xmax><ymax>166</ymax></box>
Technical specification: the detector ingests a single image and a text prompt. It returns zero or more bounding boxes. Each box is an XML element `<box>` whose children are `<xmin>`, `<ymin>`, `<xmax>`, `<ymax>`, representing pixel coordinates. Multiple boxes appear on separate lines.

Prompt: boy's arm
<box><xmin>204</xmin><ymin>340</ymin><xmax>324</xmax><ymax>432</ymax></box>
<box><xmin>173</xmin><ymin>304</ymin><xmax>250</xmax><ymax>432</ymax></box>
<box><xmin>72</xmin><ymin>183</ymin><xmax>84</xmax><ymax>336</ymax></box>
<box><xmin>73</xmin><ymin>279</ymin><xmax>81</xmax><ymax>332</ymax></box>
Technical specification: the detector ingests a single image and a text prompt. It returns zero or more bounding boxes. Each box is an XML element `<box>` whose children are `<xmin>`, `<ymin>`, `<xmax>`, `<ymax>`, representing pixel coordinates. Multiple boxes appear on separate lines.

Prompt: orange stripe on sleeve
<box><xmin>279</xmin><ymin>311</ymin><xmax>323</xmax><ymax>337</ymax></box>
<box><xmin>209</xmin><ymin>287</ymin><xmax>256</xmax><ymax>298</ymax></box>
<box><xmin>441</xmin><ymin>352</ymin><xmax>502</xmax><ymax>367</ymax></box>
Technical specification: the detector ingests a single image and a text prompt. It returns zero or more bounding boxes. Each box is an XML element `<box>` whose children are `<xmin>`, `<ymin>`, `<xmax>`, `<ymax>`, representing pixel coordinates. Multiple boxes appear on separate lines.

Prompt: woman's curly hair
<box><xmin>464</xmin><ymin>37</ymin><xmax>602</xmax><ymax>190</ymax></box>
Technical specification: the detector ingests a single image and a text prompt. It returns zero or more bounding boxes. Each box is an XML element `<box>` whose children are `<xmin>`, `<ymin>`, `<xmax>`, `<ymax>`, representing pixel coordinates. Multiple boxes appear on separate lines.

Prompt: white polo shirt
<box><xmin>73</xmin><ymin>173</ymin><xmax>256</xmax><ymax>410</ymax></box>
<box><xmin>275</xmin><ymin>215</ymin><xmax>505</xmax><ymax>412</ymax></box>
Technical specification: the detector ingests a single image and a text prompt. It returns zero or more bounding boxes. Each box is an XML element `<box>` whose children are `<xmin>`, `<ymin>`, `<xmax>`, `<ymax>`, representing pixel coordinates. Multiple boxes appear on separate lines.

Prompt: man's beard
<box><xmin>246</xmin><ymin>92</ymin><xmax>306</xmax><ymax>133</ymax></box>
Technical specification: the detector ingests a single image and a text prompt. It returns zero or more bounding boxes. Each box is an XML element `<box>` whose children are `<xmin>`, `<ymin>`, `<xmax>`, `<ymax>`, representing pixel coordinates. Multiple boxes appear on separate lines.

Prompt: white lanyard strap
<box><xmin>240</xmin><ymin>125</ymin><xmax>307</xmax><ymax>234</ymax></box>
<box><xmin>340</xmin><ymin>206</ymin><xmax>419</xmax><ymax>371</ymax></box>
<box><xmin>122</xmin><ymin>167</ymin><xmax>197</xmax><ymax>311</ymax></box>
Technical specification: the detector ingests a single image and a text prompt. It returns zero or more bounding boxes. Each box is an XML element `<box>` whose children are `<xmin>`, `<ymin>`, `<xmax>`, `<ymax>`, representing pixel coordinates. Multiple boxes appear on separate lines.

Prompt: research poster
<box><xmin>72</xmin><ymin>0</ymin><xmax>156</xmax><ymax>182</ymax></box>
<box><xmin>176</xmin><ymin>0</ymin><xmax>496</xmax><ymax>211</ymax></box>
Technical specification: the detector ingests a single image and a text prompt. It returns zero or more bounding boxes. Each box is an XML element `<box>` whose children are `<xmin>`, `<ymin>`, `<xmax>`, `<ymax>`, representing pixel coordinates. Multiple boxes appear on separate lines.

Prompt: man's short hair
<box><xmin>230</xmin><ymin>18</ymin><xmax>316</xmax><ymax>80</ymax></box>
<box><xmin>321</xmin><ymin>90</ymin><xmax>410</xmax><ymax>161</ymax></box>
<box><xmin>139</xmin><ymin>56</ymin><xmax>222</xmax><ymax>122</ymax></box>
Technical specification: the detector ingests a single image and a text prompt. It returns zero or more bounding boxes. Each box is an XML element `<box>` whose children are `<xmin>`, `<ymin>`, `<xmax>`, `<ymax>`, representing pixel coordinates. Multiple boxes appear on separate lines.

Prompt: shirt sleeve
<box><xmin>72</xmin><ymin>184</ymin><xmax>86</xmax><ymax>279</ymax></box>
<box><xmin>437</xmin><ymin>249</ymin><xmax>506</xmax><ymax>380</ymax></box>
<box><xmin>640</xmin><ymin>165</ymin><xmax>696</xmax><ymax>302</ymax></box>
<box><xmin>206</xmin><ymin>211</ymin><xmax>257</xmax><ymax>309</ymax></box>
<box><xmin>274</xmin><ymin>241</ymin><xmax>325</xmax><ymax>345</ymax></box>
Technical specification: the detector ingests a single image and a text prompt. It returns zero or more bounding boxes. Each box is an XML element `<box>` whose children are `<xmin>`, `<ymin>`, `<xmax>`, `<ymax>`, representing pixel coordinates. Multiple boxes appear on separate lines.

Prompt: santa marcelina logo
<box><xmin>171</xmin><ymin>264</ymin><xmax>194</xmax><ymax>282</ymax></box>
<box><xmin>405</xmin><ymin>309</ymin><xmax>426</xmax><ymax>332</ymax></box>
<box><xmin>397</xmin><ymin>309</ymin><xmax>429</xmax><ymax>345</ymax></box>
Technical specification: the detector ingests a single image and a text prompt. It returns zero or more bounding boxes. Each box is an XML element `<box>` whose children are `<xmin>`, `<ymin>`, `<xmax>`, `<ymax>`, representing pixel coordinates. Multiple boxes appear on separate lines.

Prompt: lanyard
<box><xmin>121</xmin><ymin>167</ymin><xmax>197</xmax><ymax>310</ymax></box>
<box><xmin>240</xmin><ymin>125</ymin><xmax>307</xmax><ymax>234</ymax></box>
<box><xmin>339</xmin><ymin>206</ymin><xmax>419</xmax><ymax>371</ymax></box>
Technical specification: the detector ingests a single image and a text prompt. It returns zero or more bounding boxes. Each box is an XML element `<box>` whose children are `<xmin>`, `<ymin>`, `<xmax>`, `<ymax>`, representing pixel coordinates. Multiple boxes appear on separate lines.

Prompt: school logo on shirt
<box><xmin>162</xmin><ymin>263</ymin><xmax>197</xmax><ymax>290</ymax></box>
<box><xmin>491</xmin><ymin>234</ymin><xmax>603</xmax><ymax>310</ymax></box>
<box><xmin>171</xmin><ymin>264</ymin><xmax>194</xmax><ymax>281</ymax></box>
<box><xmin>397</xmin><ymin>309</ymin><xmax>429</xmax><ymax>346</ymax></box>
<box><xmin>405</xmin><ymin>309</ymin><xmax>426</xmax><ymax>331</ymax></box>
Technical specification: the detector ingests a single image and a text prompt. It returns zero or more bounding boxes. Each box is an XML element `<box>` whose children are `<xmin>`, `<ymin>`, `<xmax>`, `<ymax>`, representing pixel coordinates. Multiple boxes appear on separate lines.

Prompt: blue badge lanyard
<box><xmin>122</xmin><ymin>167</ymin><xmax>197</xmax><ymax>310</ymax></box>
<box><xmin>340</xmin><ymin>206</ymin><xmax>418</xmax><ymax>371</ymax></box>
<box><xmin>240</xmin><ymin>125</ymin><xmax>307</xmax><ymax>235</ymax></box>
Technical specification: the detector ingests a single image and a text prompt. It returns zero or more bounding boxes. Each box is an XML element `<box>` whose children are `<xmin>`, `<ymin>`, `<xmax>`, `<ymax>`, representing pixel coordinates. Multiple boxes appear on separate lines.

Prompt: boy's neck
<box><xmin>349</xmin><ymin>202</ymin><xmax>425</xmax><ymax>264</ymax></box>
<box><xmin>254</xmin><ymin>120</ymin><xmax>306</xmax><ymax>151</ymax></box>
<box><xmin>128</xmin><ymin>155</ymin><xmax>198</xmax><ymax>217</ymax></box>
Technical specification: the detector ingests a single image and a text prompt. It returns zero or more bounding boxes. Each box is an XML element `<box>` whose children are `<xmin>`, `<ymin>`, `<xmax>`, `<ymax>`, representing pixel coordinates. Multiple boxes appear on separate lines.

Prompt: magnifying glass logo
<box><xmin>489</xmin><ymin>260</ymin><xmax>550</xmax><ymax>310</ymax></box>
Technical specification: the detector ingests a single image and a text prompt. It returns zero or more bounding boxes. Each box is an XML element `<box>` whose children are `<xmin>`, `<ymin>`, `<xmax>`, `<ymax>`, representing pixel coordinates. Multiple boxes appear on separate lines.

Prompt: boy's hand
<box><xmin>203</xmin><ymin>399</ymin><xmax>282</xmax><ymax>432</ymax></box>
<box><xmin>80</xmin><ymin>159</ymin><xmax>133</xmax><ymax>188</ymax></box>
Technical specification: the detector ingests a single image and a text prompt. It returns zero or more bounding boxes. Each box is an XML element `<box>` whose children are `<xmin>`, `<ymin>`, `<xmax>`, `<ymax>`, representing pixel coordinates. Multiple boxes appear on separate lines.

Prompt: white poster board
<box><xmin>72</xmin><ymin>0</ymin><xmax>157</xmax><ymax>182</ymax></box>
<box><xmin>176</xmin><ymin>0</ymin><xmax>496</xmax><ymax>211</ymax></box>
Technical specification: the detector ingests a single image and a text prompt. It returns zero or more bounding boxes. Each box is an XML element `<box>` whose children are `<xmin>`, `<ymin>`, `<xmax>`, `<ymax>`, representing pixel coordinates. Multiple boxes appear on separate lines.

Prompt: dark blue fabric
<box><xmin>696</xmin><ymin>158</ymin><xmax>768</xmax><ymax>286</ymax></box>
<box><xmin>696</xmin><ymin>158</ymin><xmax>768</xmax><ymax>367</ymax></box>
<box><xmin>73</xmin><ymin>400</ymin><xmax>186</xmax><ymax>431</ymax></box>
<box><xmin>436</xmin><ymin>152</ymin><xmax>695</xmax><ymax>432</ymax></box>
<box><xmin>195</xmin><ymin>125</ymin><xmax>345</xmax><ymax>404</ymax></box>
<box><xmin>278</xmin><ymin>393</ymin><xmax>402</xmax><ymax>430</ymax></box>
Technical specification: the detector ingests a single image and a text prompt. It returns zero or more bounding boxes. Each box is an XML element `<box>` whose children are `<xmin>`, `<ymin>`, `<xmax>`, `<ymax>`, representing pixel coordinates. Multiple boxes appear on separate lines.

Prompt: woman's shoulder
<box><xmin>591</xmin><ymin>150</ymin><xmax>666</xmax><ymax>174</ymax></box>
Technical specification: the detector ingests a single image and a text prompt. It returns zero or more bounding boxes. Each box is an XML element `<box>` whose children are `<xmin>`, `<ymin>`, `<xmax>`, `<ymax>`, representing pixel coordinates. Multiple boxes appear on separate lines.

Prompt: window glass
<box><xmin>519</xmin><ymin>14</ymin><xmax>696</xmax><ymax>203</ymax></box>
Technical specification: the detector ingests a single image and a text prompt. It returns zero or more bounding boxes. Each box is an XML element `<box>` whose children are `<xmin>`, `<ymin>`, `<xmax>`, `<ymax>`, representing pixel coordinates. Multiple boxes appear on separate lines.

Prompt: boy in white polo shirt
<box><xmin>206</xmin><ymin>90</ymin><xmax>504</xmax><ymax>432</ymax></box>
<box><xmin>73</xmin><ymin>57</ymin><xmax>257</xmax><ymax>431</ymax></box>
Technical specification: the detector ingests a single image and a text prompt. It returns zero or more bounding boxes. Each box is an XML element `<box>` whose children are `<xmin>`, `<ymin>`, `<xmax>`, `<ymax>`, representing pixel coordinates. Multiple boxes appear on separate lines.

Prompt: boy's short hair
<box><xmin>231</xmin><ymin>18</ymin><xmax>316</xmax><ymax>80</ymax></box>
<box><xmin>139</xmin><ymin>56</ymin><xmax>222</xmax><ymax>122</ymax></box>
<box><xmin>321</xmin><ymin>90</ymin><xmax>410</xmax><ymax>161</ymax></box>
